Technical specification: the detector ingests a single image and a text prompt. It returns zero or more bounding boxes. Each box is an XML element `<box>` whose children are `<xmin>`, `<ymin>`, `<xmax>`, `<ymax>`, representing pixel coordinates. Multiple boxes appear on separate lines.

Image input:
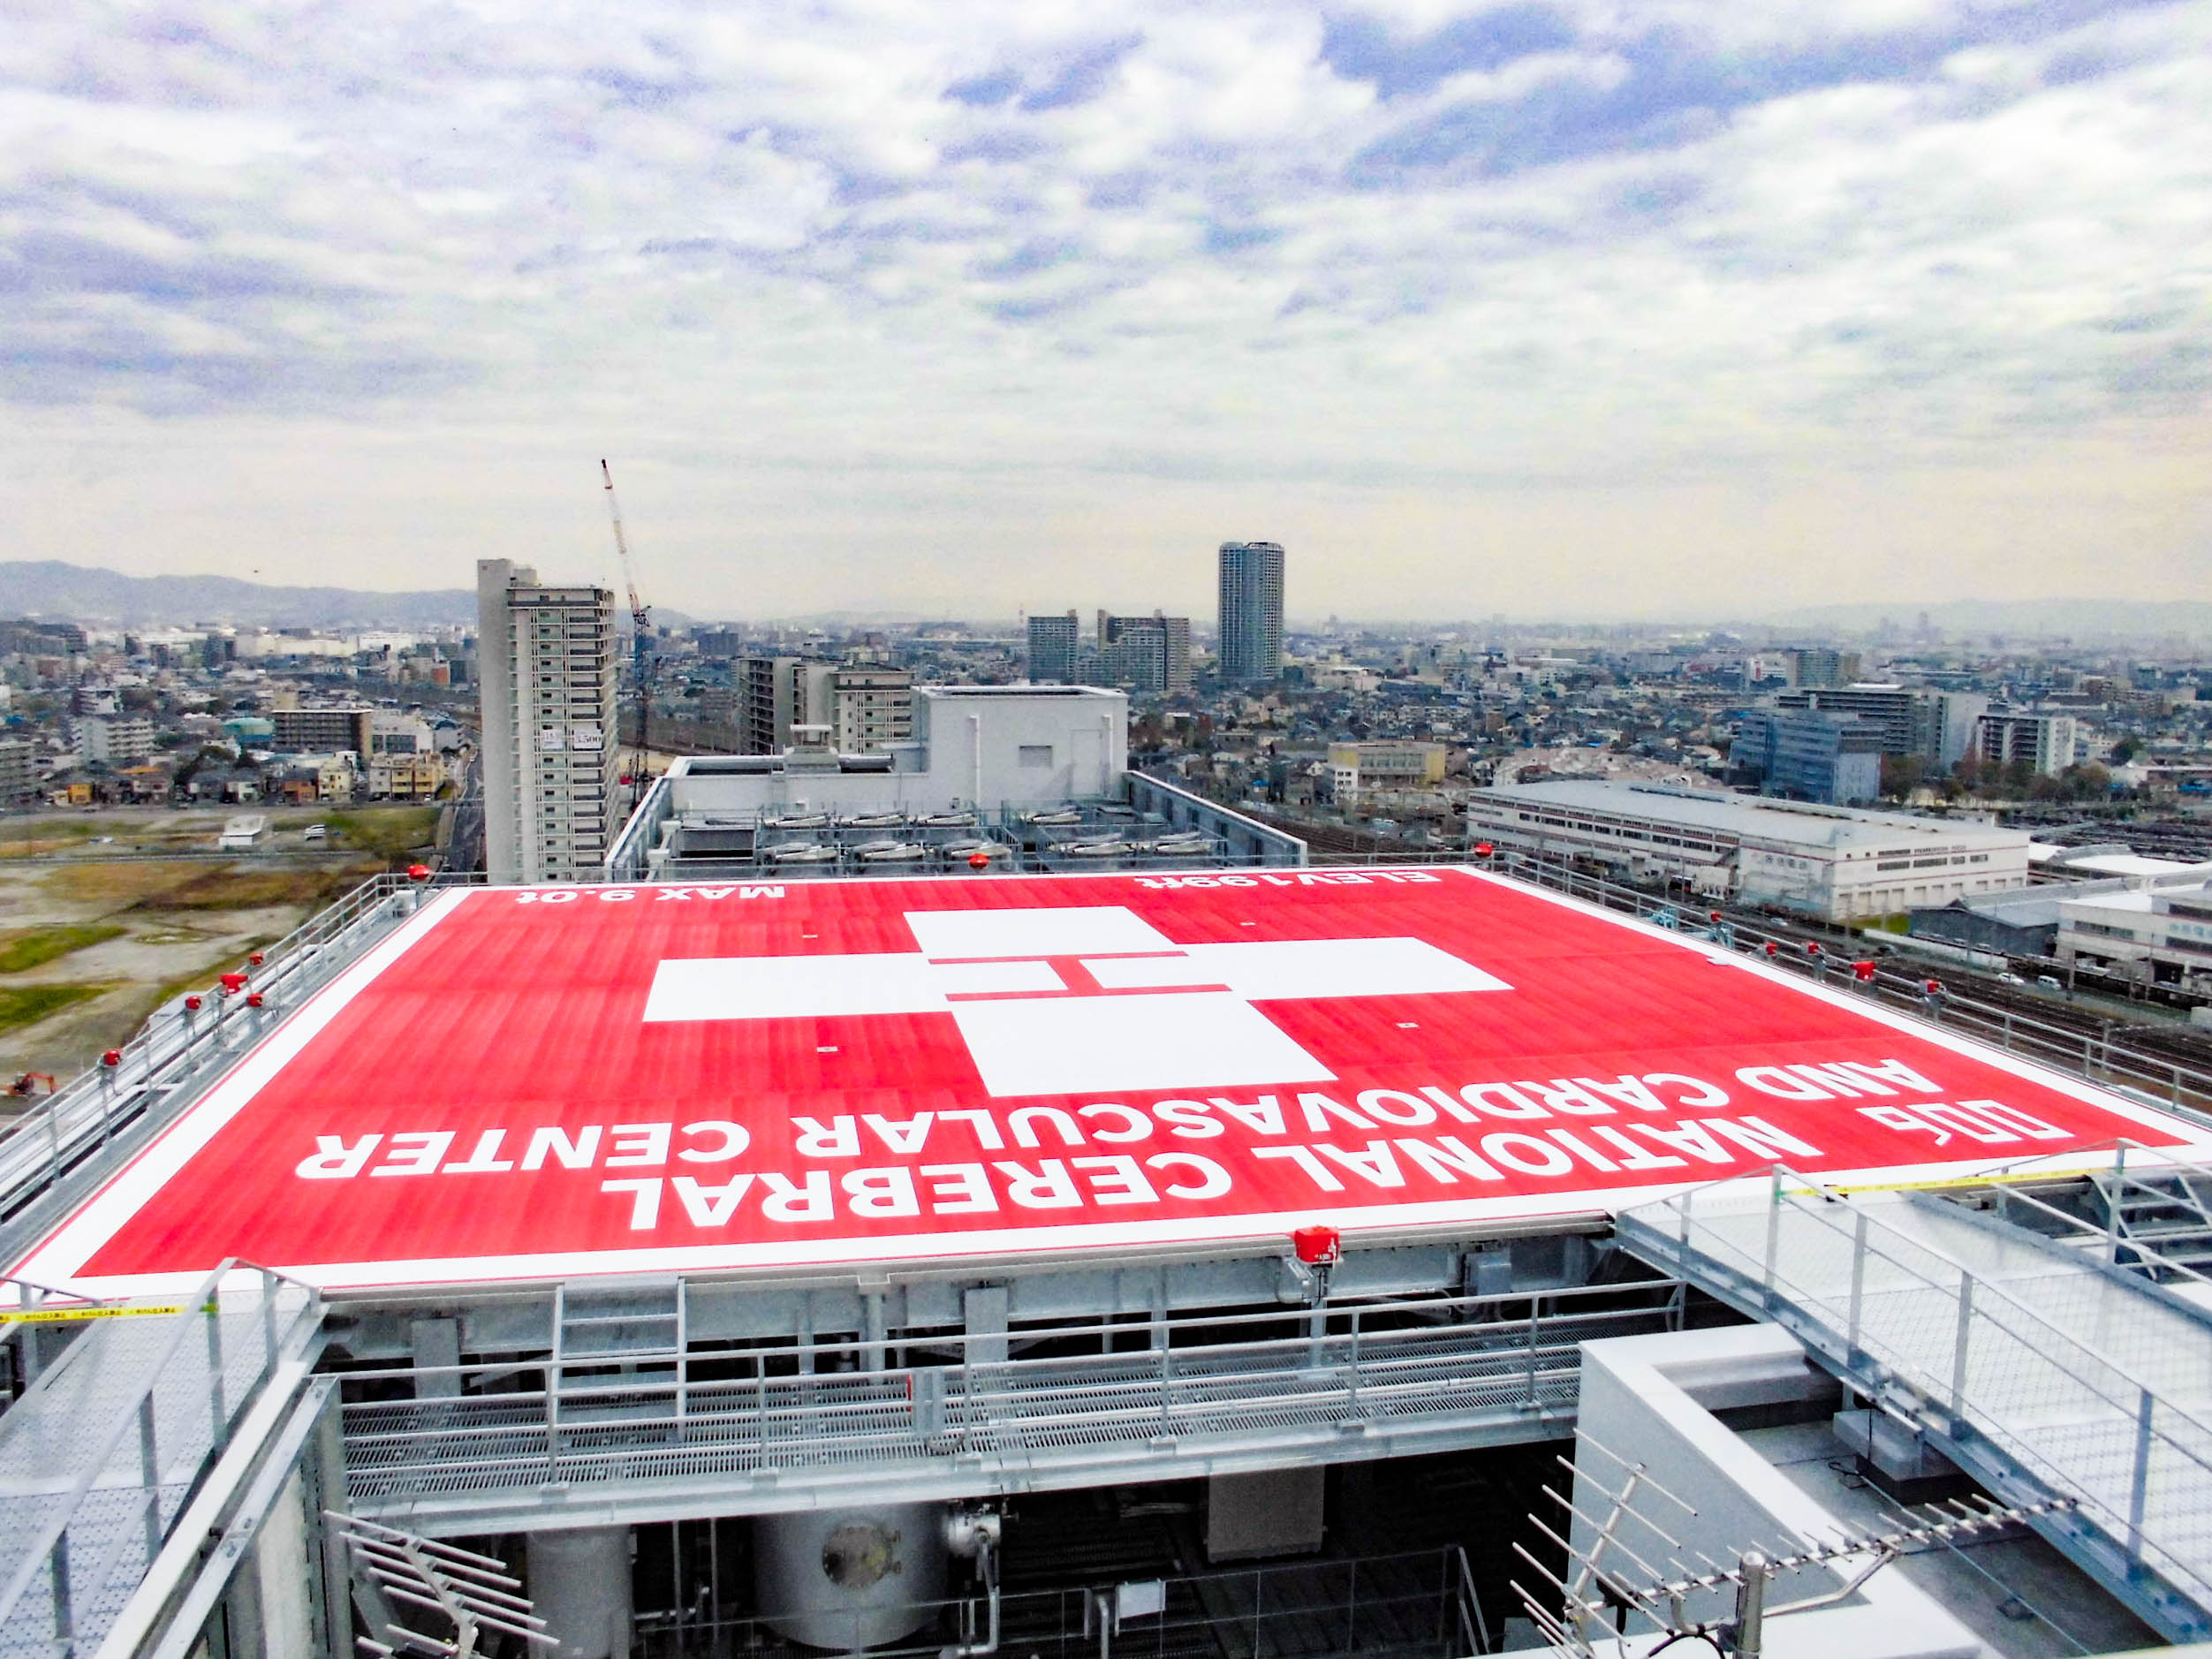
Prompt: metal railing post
<box><xmin>1346</xmin><ymin>1308</ymin><xmax>1362</xmax><ymax>1418</ymax></box>
<box><xmin>205</xmin><ymin>1293</ymin><xmax>228</xmax><ymax>1451</ymax></box>
<box><xmin>1523</xmin><ymin>1303</ymin><xmax>1542</xmax><ymax>1404</ymax></box>
<box><xmin>1847</xmin><ymin>1210</ymin><xmax>1867</xmax><ymax>1360</ymax></box>
<box><xmin>49</xmin><ymin>1533</ymin><xmax>72</xmax><ymax>1647</ymax></box>
<box><xmin>1763</xmin><ymin>1169</ymin><xmax>1784</xmax><ymax>1307</ymax></box>
<box><xmin>1950</xmin><ymin>1275</ymin><xmax>1974</xmax><ymax>1422</ymax></box>
<box><xmin>1156</xmin><ymin>1337</ymin><xmax>1173</xmax><ymax>1440</ymax></box>
<box><xmin>2128</xmin><ymin>1387</ymin><xmax>2155</xmax><ymax>1563</ymax></box>
<box><xmin>138</xmin><ymin>1395</ymin><xmax>161</xmax><ymax>1565</ymax></box>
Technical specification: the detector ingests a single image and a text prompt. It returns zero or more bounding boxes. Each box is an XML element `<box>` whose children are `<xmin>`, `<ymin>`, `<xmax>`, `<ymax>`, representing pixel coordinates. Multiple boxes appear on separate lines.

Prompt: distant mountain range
<box><xmin>0</xmin><ymin>561</ymin><xmax>476</xmax><ymax>629</ymax></box>
<box><xmin>1761</xmin><ymin>598</ymin><xmax>2212</xmax><ymax>641</ymax></box>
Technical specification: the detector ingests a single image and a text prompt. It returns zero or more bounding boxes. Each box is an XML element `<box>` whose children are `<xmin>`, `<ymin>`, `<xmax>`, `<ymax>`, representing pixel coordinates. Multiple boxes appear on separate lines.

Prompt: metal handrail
<box><xmin>1666</xmin><ymin>1169</ymin><xmax>2212</xmax><ymax>1443</ymax></box>
<box><xmin>1637</xmin><ymin>1171</ymin><xmax>2212</xmax><ymax>1607</ymax></box>
<box><xmin>338</xmin><ymin>1284</ymin><xmax>1678</xmax><ymax>1498</ymax></box>
<box><xmin>0</xmin><ymin>871</ymin><xmax>468</xmax><ymax>1227</ymax></box>
<box><xmin>0</xmin><ymin>1257</ymin><xmax>323</xmax><ymax>1638</ymax></box>
<box><xmin>337</xmin><ymin>1278</ymin><xmax>1663</xmax><ymax>1391</ymax></box>
<box><xmin>1979</xmin><ymin>1146</ymin><xmax>2212</xmax><ymax>1292</ymax></box>
<box><xmin>1482</xmin><ymin>852</ymin><xmax>2212</xmax><ymax>1113</ymax></box>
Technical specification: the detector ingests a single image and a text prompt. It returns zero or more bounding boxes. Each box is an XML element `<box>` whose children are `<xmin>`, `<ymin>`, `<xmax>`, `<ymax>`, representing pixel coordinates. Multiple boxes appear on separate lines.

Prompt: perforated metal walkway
<box><xmin>0</xmin><ymin>1273</ymin><xmax>318</xmax><ymax>1657</ymax></box>
<box><xmin>1617</xmin><ymin>1171</ymin><xmax>2212</xmax><ymax>1643</ymax></box>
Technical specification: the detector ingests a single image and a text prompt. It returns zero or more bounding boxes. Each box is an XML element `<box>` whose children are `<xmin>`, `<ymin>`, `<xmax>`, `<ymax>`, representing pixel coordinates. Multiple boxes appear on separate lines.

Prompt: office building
<box><xmin>731</xmin><ymin>658</ymin><xmax>914</xmax><ymax>755</ymax></box>
<box><xmin>1771</xmin><ymin>686</ymin><xmax>1987</xmax><ymax>767</ymax></box>
<box><xmin>477</xmin><ymin>558</ymin><xmax>622</xmax><ymax>883</ymax></box>
<box><xmin>1026</xmin><ymin>611</ymin><xmax>1080</xmax><ymax>683</ymax></box>
<box><xmin>1095</xmin><ymin>611</ymin><xmax>1193</xmax><ymax>695</ymax></box>
<box><xmin>2059</xmin><ymin>878</ymin><xmax>2212</xmax><ymax>991</ymax></box>
<box><xmin>1217</xmin><ymin>540</ymin><xmax>1285</xmax><ymax>682</ymax></box>
<box><xmin>77</xmin><ymin>714</ymin><xmax>155</xmax><ymax>767</ymax></box>
<box><xmin>1326</xmin><ymin>739</ymin><xmax>1448</xmax><ymax>803</ymax></box>
<box><xmin>1783</xmin><ymin>648</ymin><xmax>1861</xmax><ymax>689</ymax></box>
<box><xmin>1731</xmin><ymin>708</ymin><xmax>1883</xmax><ymax>804</ymax></box>
<box><xmin>1973</xmin><ymin>709</ymin><xmax>2079</xmax><ymax>778</ymax></box>
<box><xmin>822</xmin><ymin>664</ymin><xmax>915</xmax><ymax>752</ymax></box>
<box><xmin>0</xmin><ymin>736</ymin><xmax>35</xmax><ymax>807</ymax></box>
<box><xmin>1462</xmin><ymin>779</ymin><xmax>2030</xmax><ymax>920</ymax></box>
<box><xmin>270</xmin><ymin>706</ymin><xmax>373</xmax><ymax>756</ymax></box>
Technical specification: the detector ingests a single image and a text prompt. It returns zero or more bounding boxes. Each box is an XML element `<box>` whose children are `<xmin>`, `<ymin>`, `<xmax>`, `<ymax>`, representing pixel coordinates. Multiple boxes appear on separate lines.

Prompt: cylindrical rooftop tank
<box><xmin>754</xmin><ymin>1504</ymin><xmax>949</xmax><ymax>1650</ymax></box>
<box><xmin>526</xmin><ymin>1526</ymin><xmax>633</xmax><ymax>1659</ymax></box>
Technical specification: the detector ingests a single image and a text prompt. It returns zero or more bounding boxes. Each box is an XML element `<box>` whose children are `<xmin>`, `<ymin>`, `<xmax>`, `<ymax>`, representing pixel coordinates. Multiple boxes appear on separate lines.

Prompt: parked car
<box><xmin>1996</xmin><ymin>972</ymin><xmax>2026</xmax><ymax>986</ymax></box>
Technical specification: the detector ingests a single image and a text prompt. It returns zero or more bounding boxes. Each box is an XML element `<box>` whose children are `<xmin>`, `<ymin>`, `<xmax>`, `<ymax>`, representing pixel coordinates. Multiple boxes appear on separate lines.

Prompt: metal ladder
<box><xmin>547</xmin><ymin>1279</ymin><xmax>688</xmax><ymax>1465</ymax></box>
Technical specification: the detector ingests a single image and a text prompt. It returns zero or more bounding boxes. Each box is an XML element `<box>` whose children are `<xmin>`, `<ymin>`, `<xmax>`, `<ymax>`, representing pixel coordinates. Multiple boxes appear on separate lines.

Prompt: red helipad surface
<box><xmin>16</xmin><ymin>867</ymin><xmax>2211</xmax><ymax>1297</ymax></box>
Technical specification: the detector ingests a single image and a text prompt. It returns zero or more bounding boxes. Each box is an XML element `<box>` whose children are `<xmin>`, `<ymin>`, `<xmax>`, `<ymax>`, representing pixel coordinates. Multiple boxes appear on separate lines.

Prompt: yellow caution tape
<box><xmin>0</xmin><ymin>1303</ymin><xmax>185</xmax><ymax>1323</ymax></box>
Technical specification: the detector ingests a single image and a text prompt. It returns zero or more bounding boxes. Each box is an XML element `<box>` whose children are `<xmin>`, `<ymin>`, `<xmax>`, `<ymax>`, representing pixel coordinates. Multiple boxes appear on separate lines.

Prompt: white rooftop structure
<box><xmin>1465</xmin><ymin>780</ymin><xmax>2031</xmax><ymax>920</ymax></box>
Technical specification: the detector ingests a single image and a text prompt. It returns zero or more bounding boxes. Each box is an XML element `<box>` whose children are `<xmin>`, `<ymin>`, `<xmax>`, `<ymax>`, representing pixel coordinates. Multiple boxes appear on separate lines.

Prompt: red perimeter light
<box><xmin>1806</xmin><ymin>942</ymin><xmax>1822</xmax><ymax>957</ymax></box>
<box><xmin>219</xmin><ymin>973</ymin><xmax>248</xmax><ymax>995</ymax></box>
<box><xmin>100</xmin><ymin>1050</ymin><xmax>121</xmax><ymax>1068</ymax></box>
<box><xmin>246</xmin><ymin>992</ymin><xmax>265</xmax><ymax>1008</ymax></box>
<box><xmin>1473</xmin><ymin>843</ymin><xmax>1495</xmax><ymax>858</ymax></box>
<box><xmin>248</xmin><ymin>952</ymin><xmax>265</xmax><ymax>966</ymax></box>
<box><xmin>407</xmin><ymin>863</ymin><xmax>432</xmax><ymax>883</ymax></box>
<box><xmin>1852</xmin><ymin>960</ymin><xmax>1876</xmax><ymax>982</ymax></box>
<box><xmin>183</xmin><ymin>995</ymin><xmax>202</xmax><ymax>1011</ymax></box>
<box><xmin>968</xmin><ymin>852</ymin><xmax>991</xmax><ymax>870</ymax></box>
<box><xmin>1292</xmin><ymin>1223</ymin><xmax>1342</xmax><ymax>1265</ymax></box>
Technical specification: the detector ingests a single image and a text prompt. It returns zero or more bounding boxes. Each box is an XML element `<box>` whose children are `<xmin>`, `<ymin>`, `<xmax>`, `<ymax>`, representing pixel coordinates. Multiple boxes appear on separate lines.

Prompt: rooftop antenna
<box><xmin>1511</xmin><ymin>1438</ymin><xmax>2073</xmax><ymax>1658</ymax></box>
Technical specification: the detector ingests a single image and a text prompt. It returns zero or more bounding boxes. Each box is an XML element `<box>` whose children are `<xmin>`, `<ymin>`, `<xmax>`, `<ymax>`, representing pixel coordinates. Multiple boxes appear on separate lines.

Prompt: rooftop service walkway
<box><xmin>1617</xmin><ymin>1169</ymin><xmax>2212</xmax><ymax>1645</ymax></box>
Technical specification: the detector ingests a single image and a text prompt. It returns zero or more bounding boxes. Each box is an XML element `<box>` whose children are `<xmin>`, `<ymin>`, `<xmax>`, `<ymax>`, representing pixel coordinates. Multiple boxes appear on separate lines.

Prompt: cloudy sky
<box><xmin>4</xmin><ymin>1</ymin><xmax>2208</xmax><ymax>622</ymax></box>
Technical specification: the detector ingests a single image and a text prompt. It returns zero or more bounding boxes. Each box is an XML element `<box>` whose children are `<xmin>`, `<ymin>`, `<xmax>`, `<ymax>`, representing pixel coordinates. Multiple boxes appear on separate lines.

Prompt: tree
<box><xmin>1881</xmin><ymin>754</ymin><xmax>1926</xmax><ymax>799</ymax></box>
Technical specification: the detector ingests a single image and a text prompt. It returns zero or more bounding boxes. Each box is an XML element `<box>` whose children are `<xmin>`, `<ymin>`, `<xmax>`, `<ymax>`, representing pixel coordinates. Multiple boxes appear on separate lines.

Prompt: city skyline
<box><xmin>4</xmin><ymin>4</ymin><xmax>2208</xmax><ymax>619</ymax></box>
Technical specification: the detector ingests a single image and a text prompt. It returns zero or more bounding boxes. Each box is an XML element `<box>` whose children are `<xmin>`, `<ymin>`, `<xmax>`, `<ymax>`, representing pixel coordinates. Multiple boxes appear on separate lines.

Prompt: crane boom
<box><xmin>599</xmin><ymin>459</ymin><xmax>655</xmax><ymax>803</ymax></box>
<box><xmin>600</xmin><ymin>458</ymin><xmax>651</xmax><ymax>638</ymax></box>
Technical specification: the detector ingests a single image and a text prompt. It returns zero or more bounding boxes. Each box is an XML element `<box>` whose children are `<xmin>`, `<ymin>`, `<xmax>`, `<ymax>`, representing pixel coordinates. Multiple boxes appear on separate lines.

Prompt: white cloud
<box><xmin>0</xmin><ymin>0</ymin><xmax>2207</xmax><ymax>617</ymax></box>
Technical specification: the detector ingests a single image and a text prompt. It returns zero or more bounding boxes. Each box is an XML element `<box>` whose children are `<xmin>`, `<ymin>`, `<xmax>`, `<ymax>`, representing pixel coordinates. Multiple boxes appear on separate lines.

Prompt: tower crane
<box><xmin>600</xmin><ymin>459</ymin><xmax>655</xmax><ymax>799</ymax></box>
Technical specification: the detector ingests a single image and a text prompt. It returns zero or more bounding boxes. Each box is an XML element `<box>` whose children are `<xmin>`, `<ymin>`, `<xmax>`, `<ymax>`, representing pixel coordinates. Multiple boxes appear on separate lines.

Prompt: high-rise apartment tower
<box><xmin>477</xmin><ymin>559</ymin><xmax>622</xmax><ymax>883</ymax></box>
<box><xmin>1027</xmin><ymin>611</ymin><xmax>1080</xmax><ymax>684</ymax></box>
<box><xmin>1216</xmin><ymin>541</ymin><xmax>1284</xmax><ymax>683</ymax></box>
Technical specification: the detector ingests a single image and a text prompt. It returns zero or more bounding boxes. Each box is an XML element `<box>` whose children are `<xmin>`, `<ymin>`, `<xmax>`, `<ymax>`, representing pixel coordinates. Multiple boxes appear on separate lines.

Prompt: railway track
<box><xmin>1245</xmin><ymin>805</ymin><xmax>2212</xmax><ymax>1105</ymax></box>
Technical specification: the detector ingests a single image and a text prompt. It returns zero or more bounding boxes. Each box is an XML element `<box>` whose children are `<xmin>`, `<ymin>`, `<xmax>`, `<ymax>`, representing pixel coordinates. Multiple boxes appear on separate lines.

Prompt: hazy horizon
<box><xmin>6</xmin><ymin>3</ymin><xmax>2208</xmax><ymax>621</ymax></box>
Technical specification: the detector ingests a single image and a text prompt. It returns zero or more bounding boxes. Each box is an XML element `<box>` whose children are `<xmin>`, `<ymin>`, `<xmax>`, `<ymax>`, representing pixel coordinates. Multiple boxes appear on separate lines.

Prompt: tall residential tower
<box><xmin>1216</xmin><ymin>541</ymin><xmax>1284</xmax><ymax>683</ymax></box>
<box><xmin>477</xmin><ymin>558</ymin><xmax>622</xmax><ymax>883</ymax></box>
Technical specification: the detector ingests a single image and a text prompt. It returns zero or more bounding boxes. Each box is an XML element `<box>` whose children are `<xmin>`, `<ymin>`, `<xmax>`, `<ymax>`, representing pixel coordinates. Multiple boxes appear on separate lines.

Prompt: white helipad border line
<box><xmin>5</xmin><ymin>886</ymin><xmax>473</xmax><ymax>1295</ymax></box>
<box><xmin>12</xmin><ymin>867</ymin><xmax>2212</xmax><ymax>1299</ymax></box>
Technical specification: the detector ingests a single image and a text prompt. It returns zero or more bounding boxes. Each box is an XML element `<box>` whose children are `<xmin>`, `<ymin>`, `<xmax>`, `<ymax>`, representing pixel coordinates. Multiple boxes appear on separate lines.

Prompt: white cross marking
<box><xmin>643</xmin><ymin>905</ymin><xmax>1510</xmax><ymax>1097</ymax></box>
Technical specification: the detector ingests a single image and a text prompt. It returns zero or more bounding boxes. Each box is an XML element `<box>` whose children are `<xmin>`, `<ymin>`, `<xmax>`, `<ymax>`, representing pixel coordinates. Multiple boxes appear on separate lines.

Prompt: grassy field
<box><xmin>0</xmin><ymin>983</ymin><xmax>110</xmax><ymax>1035</ymax></box>
<box><xmin>0</xmin><ymin>923</ymin><xmax>126</xmax><ymax>972</ymax></box>
<box><xmin>133</xmin><ymin>863</ymin><xmax>379</xmax><ymax>911</ymax></box>
<box><xmin>0</xmin><ymin>802</ymin><xmax>440</xmax><ymax>1089</ymax></box>
<box><xmin>324</xmin><ymin>807</ymin><xmax>440</xmax><ymax>865</ymax></box>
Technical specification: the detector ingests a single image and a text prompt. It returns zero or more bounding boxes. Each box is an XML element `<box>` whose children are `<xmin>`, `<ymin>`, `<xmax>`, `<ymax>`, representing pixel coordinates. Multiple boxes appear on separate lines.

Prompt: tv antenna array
<box><xmin>1510</xmin><ymin>1436</ymin><xmax>2073</xmax><ymax>1659</ymax></box>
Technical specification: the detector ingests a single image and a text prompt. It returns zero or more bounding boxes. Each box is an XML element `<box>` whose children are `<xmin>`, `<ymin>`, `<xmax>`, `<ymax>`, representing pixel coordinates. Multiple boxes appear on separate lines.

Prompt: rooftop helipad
<box><xmin>15</xmin><ymin>867</ymin><xmax>2209</xmax><ymax>1298</ymax></box>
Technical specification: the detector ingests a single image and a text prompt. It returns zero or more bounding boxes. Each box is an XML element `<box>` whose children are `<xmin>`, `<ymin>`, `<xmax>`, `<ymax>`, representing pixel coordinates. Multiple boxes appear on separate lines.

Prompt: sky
<box><xmin>3</xmin><ymin>0</ymin><xmax>2209</xmax><ymax>624</ymax></box>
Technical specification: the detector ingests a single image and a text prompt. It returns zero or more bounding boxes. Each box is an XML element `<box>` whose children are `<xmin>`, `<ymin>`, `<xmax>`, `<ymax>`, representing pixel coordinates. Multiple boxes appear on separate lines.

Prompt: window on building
<box><xmin>1019</xmin><ymin>745</ymin><xmax>1054</xmax><ymax>768</ymax></box>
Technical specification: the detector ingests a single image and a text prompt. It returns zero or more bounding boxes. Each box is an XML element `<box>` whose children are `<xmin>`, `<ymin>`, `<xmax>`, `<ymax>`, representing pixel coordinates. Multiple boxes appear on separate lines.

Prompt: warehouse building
<box><xmin>1462</xmin><ymin>780</ymin><xmax>2031</xmax><ymax>920</ymax></box>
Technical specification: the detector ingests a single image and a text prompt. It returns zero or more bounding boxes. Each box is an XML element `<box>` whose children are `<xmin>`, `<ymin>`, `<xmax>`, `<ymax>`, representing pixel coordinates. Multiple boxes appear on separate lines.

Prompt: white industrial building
<box><xmin>2057</xmin><ymin>876</ymin><xmax>2212</xmax><ymax>992</ymax></box>
<box><xmin>1462</xmin><ymin>780</ymin><xmax>2031</xmax><ymax>920</ymax></box>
